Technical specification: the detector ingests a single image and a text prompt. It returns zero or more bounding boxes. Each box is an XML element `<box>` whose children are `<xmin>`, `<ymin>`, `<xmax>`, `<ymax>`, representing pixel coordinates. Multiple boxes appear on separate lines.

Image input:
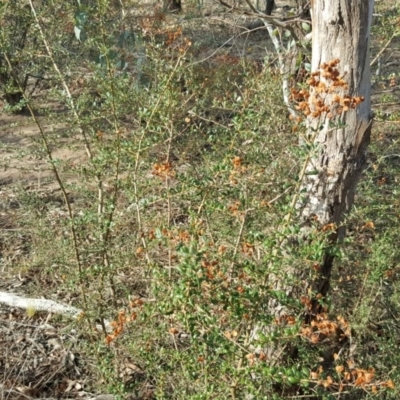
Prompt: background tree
<box><xmin>265</xmin><ymin>0</ymin><xmax>274</xmax><ymax>15</ymax></box>
<box><xmin>164</xmin><ymin>0</ymin><xmax>182</xmax><ymax>12</ymax></box>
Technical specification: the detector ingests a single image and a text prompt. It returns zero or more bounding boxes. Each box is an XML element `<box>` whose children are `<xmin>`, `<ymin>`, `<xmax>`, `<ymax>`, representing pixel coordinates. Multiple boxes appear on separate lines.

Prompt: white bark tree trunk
<box><xmin>263</xmin><ymin>1</ymin><xmax>375</xmax><ymax>336</ymax></box>
<box><xmin>297</xmin><ymin>0</ymin><xmax>374</xmax><ymax>304</ymax></box>
<box><xmin>301</xmin><ymin>0</ymin><xmax>374</xmax><ymax>226</ymax></box>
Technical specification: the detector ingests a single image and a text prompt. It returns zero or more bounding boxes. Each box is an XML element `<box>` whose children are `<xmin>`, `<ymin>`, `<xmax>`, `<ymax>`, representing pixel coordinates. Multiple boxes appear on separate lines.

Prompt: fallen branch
<box><xmin>0</xmin><ymin>291</ymin><xmax>112</xmax><ymax>332</ymax></box>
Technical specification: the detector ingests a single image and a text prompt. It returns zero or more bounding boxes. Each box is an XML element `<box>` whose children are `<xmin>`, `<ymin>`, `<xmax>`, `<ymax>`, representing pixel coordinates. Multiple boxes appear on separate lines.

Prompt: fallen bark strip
<box><xmin>0</xmin><ymin>291</ymin><xmax>112</xmax><ymax>331</ymax></box>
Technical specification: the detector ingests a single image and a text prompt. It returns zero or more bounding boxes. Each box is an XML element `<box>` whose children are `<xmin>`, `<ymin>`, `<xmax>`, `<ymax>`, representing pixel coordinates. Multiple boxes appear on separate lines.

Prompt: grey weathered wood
<box><xmin>264</xmin><ymin>0</ymin><xmax>375</xmax><ymax>331</ymax></box>
<box><xmin>295</xmin><ymin>0</ymin><xmax>375</xmax><ymax>305</ymax></box>
<box><xmin>300</xmin><ymin>0</ymin><xmax>374</xmax><ymax>228</ymax></box>
<box><xmin>0</xmin><ymin>291</ymin><xmax>113</xmax><ymax>332</ymax></box>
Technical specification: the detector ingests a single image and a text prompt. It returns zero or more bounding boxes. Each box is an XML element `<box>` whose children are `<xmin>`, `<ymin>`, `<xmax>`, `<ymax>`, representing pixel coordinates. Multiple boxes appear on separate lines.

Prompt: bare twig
<box><xmin>3</xmin><ymin>53</ymin><xmax>89</xmax><ymax>314</ymax></box>
<box><xmin>371</xmin><ymin>32</ymin><xmax>400</xmax><ymax>67</ymax></box>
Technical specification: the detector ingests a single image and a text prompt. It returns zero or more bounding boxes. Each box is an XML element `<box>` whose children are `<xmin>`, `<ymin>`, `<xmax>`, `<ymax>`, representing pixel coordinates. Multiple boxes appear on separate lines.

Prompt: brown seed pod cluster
<box><xmin>291</xmin><ymin>59</ymin><xmax>364</xmax><ymax>120</ymax></box>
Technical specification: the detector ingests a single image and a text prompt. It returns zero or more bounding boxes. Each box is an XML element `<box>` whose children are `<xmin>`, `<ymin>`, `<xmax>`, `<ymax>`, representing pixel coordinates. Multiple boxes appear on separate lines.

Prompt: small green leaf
<box><xmin>287</xmin><ymin>376</ymin><xmax>300</xmax><ymax>384</ymax></box>
<box><xmin>301</xmin><ymin>367</ymin><xmax>310</xmax><ymax>378</ymax></box>
<box><xmin>74</xmin><ymin>10</ymin><xmax>88</xmax><ymax>27</ymax></box>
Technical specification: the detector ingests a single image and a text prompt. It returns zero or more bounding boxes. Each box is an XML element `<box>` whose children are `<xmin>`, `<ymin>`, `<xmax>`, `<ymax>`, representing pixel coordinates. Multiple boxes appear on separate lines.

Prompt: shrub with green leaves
<box><xmin>1</xmin><ymin>1</ymin><xmax>399</xmax><ymax>399</ymax></box>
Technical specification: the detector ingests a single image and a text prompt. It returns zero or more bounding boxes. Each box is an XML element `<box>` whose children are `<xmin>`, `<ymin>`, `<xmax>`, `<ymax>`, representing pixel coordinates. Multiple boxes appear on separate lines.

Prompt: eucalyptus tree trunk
<box><xmin>260</xmin><ymin>0</ymin><xmax>375</xmax><ymax>363</ymax></box>
<box><xmin>298</xmin><ymin>0</ymin><xmax>374</xmax><ymax>307</ymax></box>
